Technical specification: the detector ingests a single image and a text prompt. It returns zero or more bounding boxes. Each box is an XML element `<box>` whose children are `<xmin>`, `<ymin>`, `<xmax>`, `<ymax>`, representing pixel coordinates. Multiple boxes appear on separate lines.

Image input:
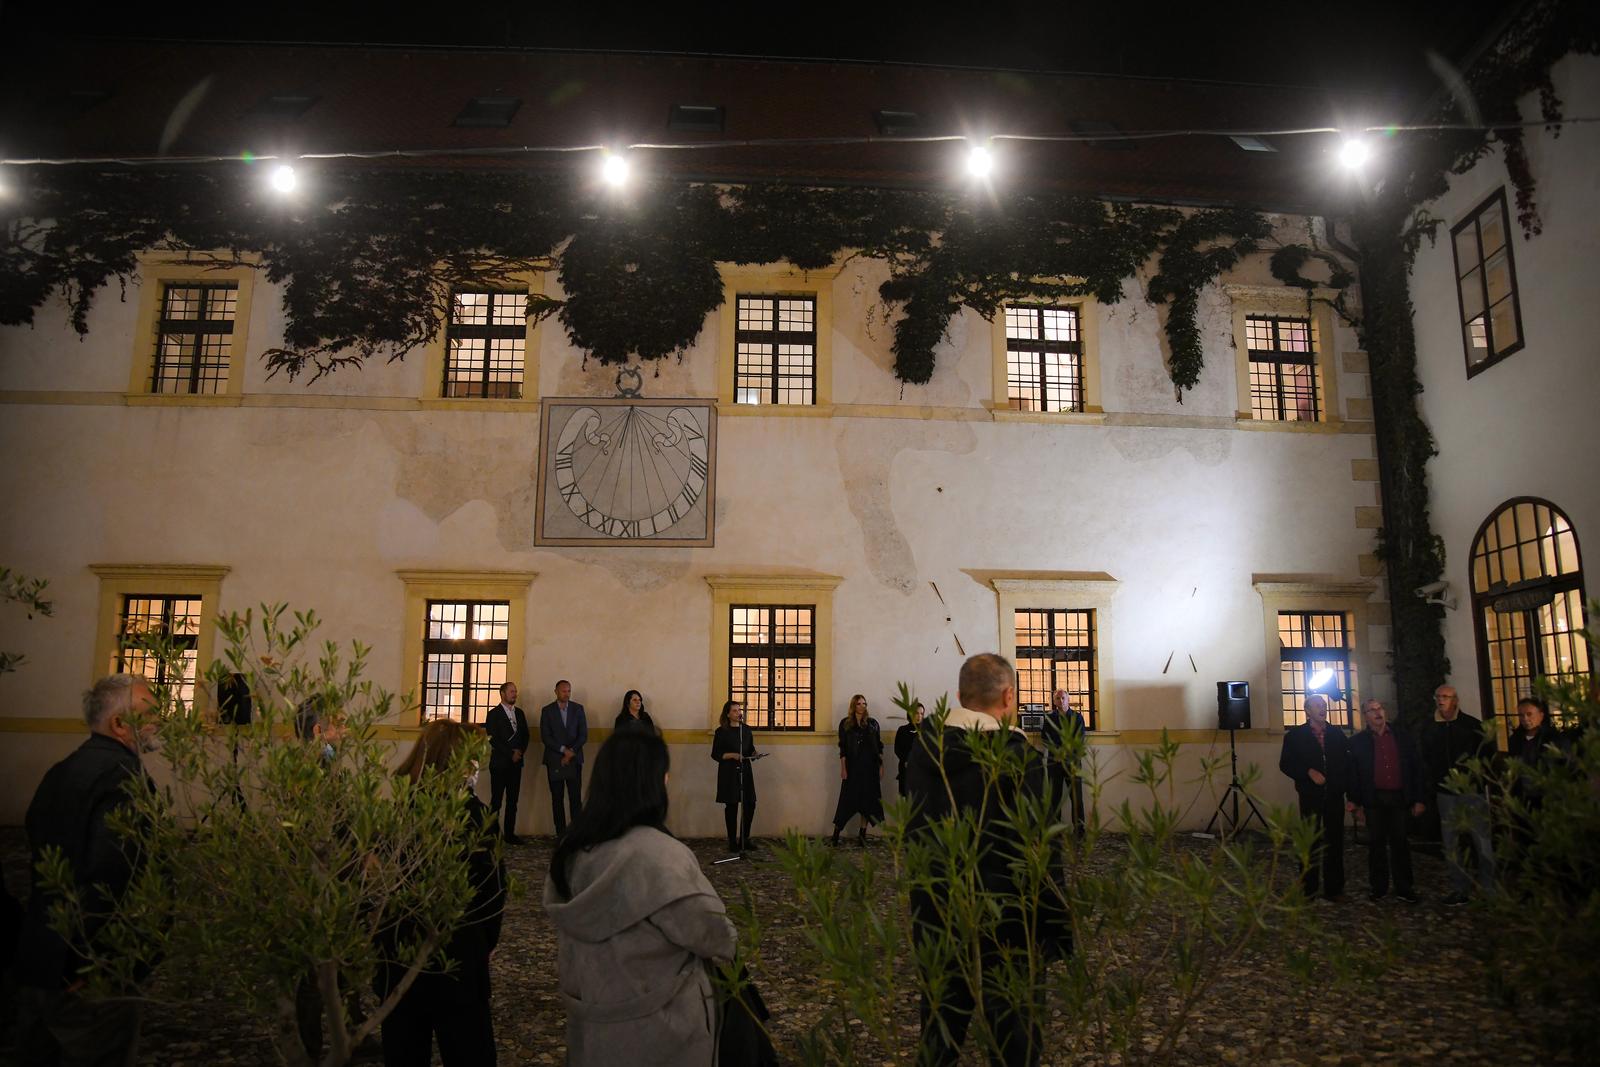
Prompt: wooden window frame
<box><xmin>1451</xmin><ymin>188</ymin><xmax>1526</xmax><ymax>378</ymax></box>
<box><xmin>128</xmin><ymin>255</ymin><xmax>257</xmax><ymax>406</ymax></box>
<box><xmin>90</xmin><ymin>564</ymin><xmax>229</xmax><ymax>716</ymax></box>
<box><xmin>398</xmin><ymin>570</ymin><xmax>536</xmax><ymax>725</ymax></box>
<box><xmin>992</xmin><ymin>574</ymin><xmax>1119</xmax><ymax>733</ymax></box>
<box><xmin>706</xmin><ymin>574</ymin><xmax>840</xmax><ymax>732</ymax></box>
<box><xmin>716</xmin><ymin>264</ymin><xmax>839</xmax><ymax>417</ymax></box>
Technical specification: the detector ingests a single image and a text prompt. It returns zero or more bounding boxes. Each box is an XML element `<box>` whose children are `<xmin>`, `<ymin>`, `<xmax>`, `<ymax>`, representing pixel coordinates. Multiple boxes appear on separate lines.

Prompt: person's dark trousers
<box><xmin>916</xmin><ymin>952</ymin><xmax>1042</xmax><ymax>1067</ymax></box>
<box><xmin>548</xmin><ymin>774</ymin><xmax>582</xmax><ymax>837</ymax></box>
<box><xmin>1297</xmin><ymin>794</ymin><xmax>1345</xmax><ymax>898</ymax></box>
<box><xmin>379</xmin><ymin>971</ymin><xmax>496</xmax><ymax>1067</ymax></box>
<box><xmin>9</xmin><ymin>986</ymin><xmax>142</xmax><ymax>1067</ymax></box>
<box><xmin>1365</xmin><ymin>790</ymin><xmax>1414</xmax><ymax>897</ymax></box>
<box><xmin>489</xmin><ymin>762</ymin><xmax>521</xmax><ymax>840</ymax></box>
<box><xmin>723</xmin><ymin>801</ymin><xmax>755</xmax><ymax>851</ymax></box>
<box><xmin>1046</xmin><ymin>766</ymin><xmax>1087</xmax><ymax>838</ymax></box>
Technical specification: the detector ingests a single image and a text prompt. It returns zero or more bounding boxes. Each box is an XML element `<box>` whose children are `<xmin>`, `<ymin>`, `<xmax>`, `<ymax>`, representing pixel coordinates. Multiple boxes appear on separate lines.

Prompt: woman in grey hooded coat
<box><xmin>543</xmin><ymin>731</ymin><xmax>736</xmax><ymax>1067</ymax></box>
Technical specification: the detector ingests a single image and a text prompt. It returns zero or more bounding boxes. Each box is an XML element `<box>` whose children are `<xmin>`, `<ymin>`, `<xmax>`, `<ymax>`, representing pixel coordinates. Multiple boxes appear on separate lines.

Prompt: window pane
<box><xmin>1453</xmin><ymin>226</ymin><xmax>1480</xmax><ymax>275</ymax></box>
<box><xmin>1478</xmin><ymin>201</ymin><xmax>1506</xmax><ymax>255</ymax></box>
<box><xmin>1489</xmin><ymin>298</ymin><xmax>1520</xmax><ymax>355</ymax></box>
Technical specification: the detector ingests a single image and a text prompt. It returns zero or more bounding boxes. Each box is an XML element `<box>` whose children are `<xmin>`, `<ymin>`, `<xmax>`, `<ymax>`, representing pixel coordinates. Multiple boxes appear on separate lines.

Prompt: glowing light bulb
<box><xmin>270</xmin><ymin>164</ymin><xmax>298</xmax><ymax>193</ymax></box>
<box><xmin>967</xmin><ymin>144</ymin><xmax>994</xmax><ymax>179</ymax></box>
<box><xmin>1337</xmin><ymin>138</ymin><xmax>1371</xmax><ymax>170</ymax></box>
<box><xmin>1307</xmin><ymin>668</ymin><xmax>1335</xmax><ymax>690</ymax></box>
<box><xmin>601</xmin><ymin>153</ymin><xmax>630</xmax><ymax>187</ymax></box>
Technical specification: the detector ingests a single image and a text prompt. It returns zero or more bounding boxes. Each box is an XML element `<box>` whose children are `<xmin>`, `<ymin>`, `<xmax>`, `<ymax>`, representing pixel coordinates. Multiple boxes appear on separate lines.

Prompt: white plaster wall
<box><xmin>0</xmin><ymin>211</ymin><xmax>1379</xmax><ymax>834</ymax></box>
<box><xmin>1409</xmin><ymin>53</ymin><xmax>1600</xmax><ymax>716</ymax></box>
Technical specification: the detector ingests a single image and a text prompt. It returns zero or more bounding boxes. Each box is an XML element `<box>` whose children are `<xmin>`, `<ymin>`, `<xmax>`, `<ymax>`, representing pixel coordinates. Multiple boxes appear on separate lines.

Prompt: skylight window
<box><xmin>668</xmin><ymin>104</ymin><xmax>724</xmax><ymax>132</ymax></box>
<box><xmin>453</xmin><ymin>97</ymin><xmax>522</xmax><ymax>128</ymax></box>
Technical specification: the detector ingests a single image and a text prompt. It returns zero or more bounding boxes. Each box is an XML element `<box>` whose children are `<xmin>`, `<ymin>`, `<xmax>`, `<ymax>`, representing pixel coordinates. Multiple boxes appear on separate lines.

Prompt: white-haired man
<box><xmin>14</xmin><ymin>674</ymin><xmax>158</xmax><ymax>1066</ymax></box>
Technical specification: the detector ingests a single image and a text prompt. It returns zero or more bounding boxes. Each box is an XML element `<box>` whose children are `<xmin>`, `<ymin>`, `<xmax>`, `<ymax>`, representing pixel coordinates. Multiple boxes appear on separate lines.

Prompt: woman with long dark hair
<box><xmin>543</xmin><ymin>731</ymin><xmax>735</xmax><ymax>1067</ymax></box>
<box><xmin>613</xmin><ymin>689</ymin><xmax>657</xmax><ymax>735</ymax></box>
<box><xmin>711</xmin><ymin>699</ymin><xmax>761</xmax><ymax>853</ymax></box>
<box><xmin>379</xmin><ymin>719</ymin><xmax>506</xmax><ymax>1067</ymax></box>
<box><xmin>831</xmin><ymin>694</ymin><xmax>884</xmax><ymax>846</ymax></box>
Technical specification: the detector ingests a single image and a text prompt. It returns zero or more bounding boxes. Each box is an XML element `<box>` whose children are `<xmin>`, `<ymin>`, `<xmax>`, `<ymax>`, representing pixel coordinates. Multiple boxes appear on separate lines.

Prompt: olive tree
<box><xmin>37</xmin><ymin>604</ymin><xmax>501</xmax><ymax>1067</ymax></box>
<box><xmin>726</xmin><ymin>692</ymin><xmax>1380</xmax><ymax>1065</ymax></box>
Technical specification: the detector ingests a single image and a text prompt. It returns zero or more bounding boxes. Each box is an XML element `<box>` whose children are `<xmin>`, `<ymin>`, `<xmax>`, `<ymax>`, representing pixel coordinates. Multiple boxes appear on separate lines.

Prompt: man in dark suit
<box><xmin>484</xmin><ymin>681</ymin><xmax>530</xmax><ymax>844</ymax></box>
<box><xmin>539</xmin><ymin>679</ymin><xmax>587</xmax><ymax>838</ymax></box>
<box><xmin>1278</xmin><ymin>694</ymin><xmax>1352</xmax><ymax>902</ymax></box>
<box><xmin>1041</xmin><ymin>688</ymin><xmax>1089</xmax><ymax>837</ymax></box>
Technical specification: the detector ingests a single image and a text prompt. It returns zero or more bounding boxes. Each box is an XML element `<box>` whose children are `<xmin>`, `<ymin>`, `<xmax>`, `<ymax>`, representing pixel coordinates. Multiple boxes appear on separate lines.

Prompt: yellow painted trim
<box><xmin>396</xmin><ymin>570</ymin><xmax>538</xmax><ymax>724</ymax></box>
<box><xmin>705</xmin><ymin>573</ymin><xmax>842</xmax><ymax>734</ymax></box>
<box><xmin>715</xmin><ymin>402</ymin><xmax>836</xmax><ymax>418</ymax></box>
<box><xmin>716</xmin><ymin>262</ymin><xmax>841</xmax><ymax>414</ymax></box>
<box><xmin>418</xmin><ymin>271</ymin><xmax>545</xmax><ymax>404</ymax></box>
<box><xmin>0</xmin><ymin>717</ymin><xmax>89</xmax><ymax>734</ymax></box>
<box><xmin>88</xmin><ymin>563</ymin><xmax>230</xmax><ymax>715</ymax></box>
<box><xmin>988</xmin><ymin>408</ymin><xmax>1108</xmax><ymax>427</ymax></box>
<box><xmin>833</xmin><ymin>403</ymin><xmax>988</xmax><ymax>422</ymax></box>
<box><xmin>125</xmin><ymin>393</ymin><xmax>244</xmax><ymax>407</ymax></box>
<box><xmin>989</xmin><ymin>296</ymin><xmax>1102</xmax><ymax>414</ymax></box>
<box><xmin>1253</xmin><ymin>576</ymin><xmax>1378</xmax><ymax>732</ymax></box>
<box><xmin>989</xmin><ymin>573</ymin><xmax>1120</xmax><ymax>734</ymax></box>
<box><xmin>1225</xmin><ymin>285</ymin><xmax>1343</xmax><ymax>429</ymax></box>
<box><xmin>128</xmin><ymin>253</ymin><xmax>258</xmax><ymax>400</ymax></box>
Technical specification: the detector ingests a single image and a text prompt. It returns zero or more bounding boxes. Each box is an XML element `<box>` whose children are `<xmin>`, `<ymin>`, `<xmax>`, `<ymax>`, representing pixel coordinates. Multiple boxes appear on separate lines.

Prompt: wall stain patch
<box><xmin>835</xmin><ymin>420</ymin><xmax>976</xmax><ymax>595</ymax></box>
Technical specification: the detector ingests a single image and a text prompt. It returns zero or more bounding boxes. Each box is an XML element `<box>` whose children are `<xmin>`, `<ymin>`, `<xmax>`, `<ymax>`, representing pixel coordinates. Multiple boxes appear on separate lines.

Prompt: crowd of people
<box><xmin>8</xmin><ymin>660</ymin><xmax>1565</xmax><ymax>1066</ymax></box>
<box><xmin>1278</xmin><ymin>683</ymin><xmax>1569</xmax><ymax>907</ymax></box>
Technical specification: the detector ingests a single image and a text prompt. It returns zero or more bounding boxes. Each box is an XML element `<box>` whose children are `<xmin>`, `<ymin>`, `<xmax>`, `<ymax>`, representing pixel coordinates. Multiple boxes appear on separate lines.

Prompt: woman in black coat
<box><xmin>832</xmin><ymin>694</ymin><xmax>884</xmax><ymax>846</ymax></box>
<box><xmin>894</xmin><ymin>701</ymin><xmax>924</xmax><ymax>797</ymax></box>
<box><xmin>711</xmin><ymin>699</ymin><xmax>760</xmax><ymax>852</ymax></box>
<box><xmin>380</xmin><ymin>720</ymin><xmax>507</xmax><ymax>1067</ymax></box>
<box><xmin>612</xmin><ymin>689</ymin><xmax>657</xmax><ymax>735</ymax></box>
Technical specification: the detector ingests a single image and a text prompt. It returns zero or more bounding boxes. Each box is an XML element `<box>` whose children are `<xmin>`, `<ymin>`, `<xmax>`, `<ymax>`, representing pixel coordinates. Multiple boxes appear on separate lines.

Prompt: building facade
<box><xmin>0</xmin><ymin>44</ymin><xmax>1403</xmax><ymax>835</ymax></box>
<box><xmin>1408</xmin><ymin>52</ymin><xmax>1599</xmax><ymax>731</ymax></box>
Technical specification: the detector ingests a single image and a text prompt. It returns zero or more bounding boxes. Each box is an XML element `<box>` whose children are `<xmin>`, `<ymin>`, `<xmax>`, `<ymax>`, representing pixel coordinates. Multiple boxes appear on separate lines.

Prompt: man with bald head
<box><xmin>14</xmin><ymin>674</ymin><xmax>159</xmax><ymax>1066</ymax></box>
<box><xmin>1278</xmin><ymin>694</ymin><xmax>1352</xmax><ymax>902</ymax></box>
<box><xmin>1423</xmin><ymin>684</ymin><xmax>1495</xmax><ymax>905</ymax></box>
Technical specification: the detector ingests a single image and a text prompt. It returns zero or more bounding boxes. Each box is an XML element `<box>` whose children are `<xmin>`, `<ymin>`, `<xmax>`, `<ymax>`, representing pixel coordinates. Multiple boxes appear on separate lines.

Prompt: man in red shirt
<box><xmin>1348</xmin><ymin>699</ymin><xmax>1427</xmax><ymax>902</ymax></box>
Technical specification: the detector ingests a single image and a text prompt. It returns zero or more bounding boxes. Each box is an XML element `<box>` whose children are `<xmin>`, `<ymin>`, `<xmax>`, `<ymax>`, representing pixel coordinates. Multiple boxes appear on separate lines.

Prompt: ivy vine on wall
<box><xmin>1267</xmin><ymin>0</ymin><xmax>1598</xmax><ymax>718</ymax></box>
<box><xmin>0</xmin><ymin>169</ymin><xmax>1270</xmax><ymax>396</ymax></box>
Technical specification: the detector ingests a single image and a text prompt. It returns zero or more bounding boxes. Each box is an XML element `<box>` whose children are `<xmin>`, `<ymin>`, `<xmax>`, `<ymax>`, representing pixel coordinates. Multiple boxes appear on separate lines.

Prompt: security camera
<box><xmin>1417</xmin><ymin>579</ymin><xmax>1455</xmax><ymax>610</ymax></box>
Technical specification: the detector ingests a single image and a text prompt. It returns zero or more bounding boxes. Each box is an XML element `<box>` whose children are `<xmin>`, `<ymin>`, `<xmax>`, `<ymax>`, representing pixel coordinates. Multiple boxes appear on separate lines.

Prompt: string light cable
<box><xmin>0</xmin><ymin>117</ymin><xmax>1594</xmax><ymax>169</ymax></box>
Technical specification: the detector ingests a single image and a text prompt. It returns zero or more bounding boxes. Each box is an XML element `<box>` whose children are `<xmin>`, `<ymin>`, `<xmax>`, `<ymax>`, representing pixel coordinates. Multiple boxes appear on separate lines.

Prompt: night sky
<box><xmin>8</xmin><ymin>1</ymin><xmax>1521</xmax><ymax>111</ymax></box>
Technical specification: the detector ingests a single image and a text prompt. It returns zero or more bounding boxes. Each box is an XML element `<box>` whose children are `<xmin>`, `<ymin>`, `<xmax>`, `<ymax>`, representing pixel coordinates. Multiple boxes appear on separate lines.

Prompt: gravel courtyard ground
<box><xmin>1</xmin><ymin>828</ymin><xmax>1566</xmax><ymax>1065</ymax></box>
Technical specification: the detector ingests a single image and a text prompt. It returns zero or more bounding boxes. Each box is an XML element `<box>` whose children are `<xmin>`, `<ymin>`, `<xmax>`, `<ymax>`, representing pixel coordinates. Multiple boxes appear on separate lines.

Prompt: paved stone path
<box><xmin>1</xmin><ymin>829</ymin><xmax>1565</xmax><ymax>1065</ymax></box>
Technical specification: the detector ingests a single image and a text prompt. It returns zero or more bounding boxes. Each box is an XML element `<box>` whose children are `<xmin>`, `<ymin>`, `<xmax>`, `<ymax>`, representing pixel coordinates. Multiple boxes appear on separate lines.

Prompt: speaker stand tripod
<box><xmin>1203</xmin><ymin>727</ymin><xmax>1268</xmax><ymax>836</ymax></box>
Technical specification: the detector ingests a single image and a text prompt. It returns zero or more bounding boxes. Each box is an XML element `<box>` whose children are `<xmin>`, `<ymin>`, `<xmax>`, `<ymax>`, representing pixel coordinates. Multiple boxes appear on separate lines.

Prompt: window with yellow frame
<box><xmin>128</xmin><ymin>255</ymin><xmax>257</xmax><ymax>403</ymax></box>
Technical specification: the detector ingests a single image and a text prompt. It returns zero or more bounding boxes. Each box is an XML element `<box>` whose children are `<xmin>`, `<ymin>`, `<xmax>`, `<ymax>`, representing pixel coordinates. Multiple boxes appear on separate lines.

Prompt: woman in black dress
<box><xmin>832</xmin><ymin>694</ymin><xmax>884</xmax><ymax>846</ymax></box>
<box><xmin>711</xmin><ymin>699</ymin><xmax>760</xmax><ymax>852</ymax></box>
<box><xmin>613</xmin><ymin>689</ymin><xmax>657</xmax><ymax>735</ymax></box>
<box><xmin>894</xmin><ymin>700</ymin><xmax>924</xmax><ymax>797</ymax></box>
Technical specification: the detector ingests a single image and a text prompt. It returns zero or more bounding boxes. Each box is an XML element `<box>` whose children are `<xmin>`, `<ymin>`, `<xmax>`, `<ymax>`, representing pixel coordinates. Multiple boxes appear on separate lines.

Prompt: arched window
<box><xmin>1470</xmin><ymin>498</ymin><xmax>1589</xmax><ymax>720</ymax></box>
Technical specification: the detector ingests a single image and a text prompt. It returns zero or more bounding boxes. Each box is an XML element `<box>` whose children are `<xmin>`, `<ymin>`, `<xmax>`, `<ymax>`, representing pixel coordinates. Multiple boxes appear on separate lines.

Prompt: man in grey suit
<box><xmin>539</xmin><ymin>679</ymin><xmax>587</xmax><ymax>838</ymax></box>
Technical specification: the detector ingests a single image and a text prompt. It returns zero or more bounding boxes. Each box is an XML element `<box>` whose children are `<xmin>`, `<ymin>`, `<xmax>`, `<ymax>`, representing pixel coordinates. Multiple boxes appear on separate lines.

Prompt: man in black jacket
<box><xmin>906</xmin><ymin>653</ymin><xmax>1069</xmax><ymax>1067</ymax></box>
<box><xmin>1347</xmin><ymin>699</ymin><xmax>1427</xmax><ymax>902</ymax></box>
<box><xmin>1041</xmin><ymin>688</ymin><xmax>1089</xmax><ymax>837</ymax></box>
<box><xmin>1423</xmin><ymin>685</ymin><xmax>1495</xmax><ymax>905</ymax></box>
<box><xmin>1278</xmin><ymin>694</ymin><xmax>1351</xmax><ymax>902</ymax></box>
<box><xmin>13</xmin><ymin>674</ymin><xmax>157</xmax><ymax>1067</ymax></box>
<box><xmin>484</xmin><ymin>681</ymin><xmax>530</xmax><ymax>844</ymax></box>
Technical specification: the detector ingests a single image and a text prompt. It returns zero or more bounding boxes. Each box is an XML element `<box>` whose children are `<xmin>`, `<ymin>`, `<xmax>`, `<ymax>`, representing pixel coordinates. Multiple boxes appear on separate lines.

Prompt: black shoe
<box><xmin>741</xmin><ymin>839</ymin><xmax>760</xmax><ymax>852</ymax></box>
<box><xmin>1442</xmin><ymin>892</ymin><xmax>1469</xmax><ymax>907</ymax></box>
<box><xmin>504</xmin><ymin>834</ymin><xmax>523</xmax><ymax>846</ymax></box>
<box><xmin>858</xmin><ymin>828</ymin><xmax>868</xmax><ymax>847</ymax></box>
<box><xmin>728</xmin><ymin>841</ymin><xmax>741</xmax><ymax>853</ymax></box>
<box><xmin>831</xmin><ymin>828</ymin><xmax>842</xmax><ymax>846</ymax></box>
<box><xmin>1398</xmin><ymin>890</ymin><xmax>1419</xmax><ymax>903</ymax></box>
<box><xmin>1368</xmin><ymin>890</ymin><xmax>1387</xmax><ymax>902</ymax></box>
